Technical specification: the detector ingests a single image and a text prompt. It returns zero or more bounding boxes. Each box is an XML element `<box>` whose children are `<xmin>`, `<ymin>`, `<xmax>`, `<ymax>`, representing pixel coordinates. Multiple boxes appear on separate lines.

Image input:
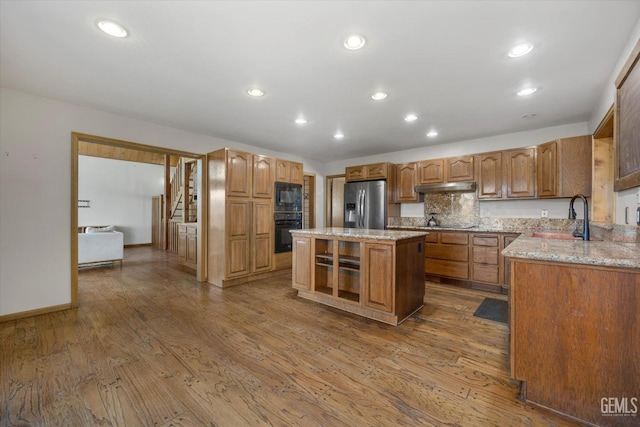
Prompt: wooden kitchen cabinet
<box><xmin>446</xmin><ymin>155</ymin><xmax>474</xmax><ymax>182</ymax></box>
<box><xmin>177</xmin><ymin>223</ymin><xmax>197</xmax><ymax>270</ymax></box>
<box><xmin>477</xmin><ymin>148</ymin><xmax>535</xmax><ymax>200</ymax></box>
<box><xmin>209</xmin><ymin>148</ymin><xmax>299</xmax><ymax>287</ymax></box>
<box><xmin>225</xmin><ymin>200</ymin><xmax>251</xmax><ymax>277</ymax></box>
<box><xmin>424</xmin><ymin>231</ymin><xmax>470</xmax><ymax>280</ymax></box>
<box><xmin>418</xmin><ymin>156</ymin><xmax>474</xmax><ymax>184</ymax></box>
<box><xmin>510</xmin><ymin>259</ymin><xmax>640</xmax><ymax>426</ymax></box>
<box><xmin>252</xmin><ymin>155</ymin><xmax>275</xmax><ymax>198</ymax></box>
<box><xmin>226</xmin><ymin>149</ymin><xmax>252</xmax><ymax>197</ymax></box>
<box><xmin>292</xmin><ymin>236</ymin><xmax>312</xmax><ymax>290</ymax></box>
<box><xmin>291</xmin><ymin>230</ymin><xmax>426</xmax><ymax>325</ymax></box>
<box><xmin>504</xmin><ymin>147</ymin><xmax>536</xmax><ymax>198</ymax></box>
<box><xmin>471</xmin><ymin>234</ymin><xmax>500</xmax><ymax>291</ymax></box>
<box><xmin>362</xmin><ymin>243</ymin><xmax>393</xmax><ymax>312</ymax></box>
<box><xmin>537</xmin><ymin>135</ymin><xmax>592</xmax><ymax>198</ymax></box>
<box><xmin>395</xmin><ymin>162</ymin><xmax>421</xmax><ymax>202</ymax></box>
<box><xmin>276</xmin><ymin>159</ymin><xmax>304</xmax><ymax>185</ymax></box>
<box><xmin>476</xmin><ymin>152</ymin><xmax>503</xmax><ymax>199</ymax></box>
<box><xmin>345</xmin><ymin>162</ymin><xmax>394</xmax><ymax>182</ymax></box>
<box><xmin>252</xmin><ymin>201</ymin><xmax>273</xmax><ymax>273</ymax></box>
<box><xmin>418</xmin><ymin>159</ymin><xmax>444</xmax><ymax>184</ymax></box>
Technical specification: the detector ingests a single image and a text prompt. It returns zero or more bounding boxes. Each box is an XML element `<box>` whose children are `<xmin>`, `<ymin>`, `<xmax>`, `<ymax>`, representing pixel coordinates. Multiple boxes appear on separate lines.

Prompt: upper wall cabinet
<box><xmin>477</xmin><ymin>148</ymin><xmax>535</xmax><ymax>200</ymax></box>
<box><xmin>226</xmin><ymin>149</ymin><xmax>252</xmax><ymax>198</ymax></box>
<box><xmin>418</xmin><ymin>156</ymin><xmax>474</xmax><ymax>185</ymax></box>
<box><xmin>477</xmin><ymin>152</ymin><xmax>502</xmax><ymax>199</ymax></box>
<box><xmin>276</xmin><ymin>159</ymin><xmax>304</xmax><ymax>185</ymax></box>
<box><xmin>252</xmin><ymin>155</ymin><xmax>275</xmax><ymax>198</ymax></box>
<box><xmin>395</xmin><ymin>162</ymin><xmax>422</xmax><ymax>202</ymax></box>
<box><xmin>418</xmin><ymin>159</ymin><xmax>444</xmax><ymax>184</ymax></box>
<box><xmin>537</xmin><ymin>135</ymin><xmax>592</xmax><ymax>198</ymax></box>
<box><xmin>446</xmin><ymin>156</ymin><xmax>474</xmax><ymax>182</ymax></box>
<box><xmin>345</xmin><ymin>162</ymin><xmax>393</xmax><ymax>182</ymax></box>
<box><xmin>504</xmin><ymin>148</ymin><xmax>536</xmax><ymax>199</ymax></box>
<box><xmin>614</xmin><ymin>39</ymin><xmax>640</xmax><ymax>191</ymax></box>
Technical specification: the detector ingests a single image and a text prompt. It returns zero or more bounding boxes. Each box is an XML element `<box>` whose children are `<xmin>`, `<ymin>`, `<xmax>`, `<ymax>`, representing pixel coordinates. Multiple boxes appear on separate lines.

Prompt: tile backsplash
<box><xmin>422</xmin><ymin>192</ymin><xmax>479</xmax><ymax>226</ymax></box>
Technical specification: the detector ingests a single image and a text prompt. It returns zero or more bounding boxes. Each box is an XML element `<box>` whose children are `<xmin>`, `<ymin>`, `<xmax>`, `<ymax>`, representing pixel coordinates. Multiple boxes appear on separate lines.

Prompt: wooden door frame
<box><xmin>325</xmin><ymin>174</ymin><xmax>346</xmax><ymax>227</ymax></box>
<box><xmin>303</xmin><ymin>173</ymin><xmax>316</xmax><ymax>228</ymax></box>
<box><xmin>71</xmin><ymin>132</ymin><xmax>207</xmax><ymax>307</ymax></box>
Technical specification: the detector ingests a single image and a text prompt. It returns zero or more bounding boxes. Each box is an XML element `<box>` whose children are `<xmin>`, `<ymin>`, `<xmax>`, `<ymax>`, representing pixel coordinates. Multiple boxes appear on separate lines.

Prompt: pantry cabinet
<box><xmin>208</xmin><ymin>148</ymin><xmax>280</xmax><ymax>287</ymax></box>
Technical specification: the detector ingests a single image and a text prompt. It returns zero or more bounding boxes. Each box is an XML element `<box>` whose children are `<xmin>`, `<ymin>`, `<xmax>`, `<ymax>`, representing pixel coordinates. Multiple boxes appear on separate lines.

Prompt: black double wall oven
<box><xmin>274</xmin><ymin>182</ymin><xmax>303</xmax><ymax>253</ymax></box>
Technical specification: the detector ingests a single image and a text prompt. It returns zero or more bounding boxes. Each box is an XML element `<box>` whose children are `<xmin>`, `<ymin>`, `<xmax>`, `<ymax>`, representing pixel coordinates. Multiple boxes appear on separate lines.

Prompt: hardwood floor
<box><xmin>1</xmin><ymin>247</ymin><xmax>583</xmax><ymax>426</ymax></box>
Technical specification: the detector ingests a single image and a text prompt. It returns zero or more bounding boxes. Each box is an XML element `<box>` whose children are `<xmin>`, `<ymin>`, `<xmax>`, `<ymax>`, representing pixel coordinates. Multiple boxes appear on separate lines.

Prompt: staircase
<box><xmin>167</xmin><ymin>158</ymin><xmax>198</xmax><ymax>253</ymax></box>
<box><xmin>170</xmin><ymin>158</ymin><xmax>198</xmax><ymax>222</ymax></box>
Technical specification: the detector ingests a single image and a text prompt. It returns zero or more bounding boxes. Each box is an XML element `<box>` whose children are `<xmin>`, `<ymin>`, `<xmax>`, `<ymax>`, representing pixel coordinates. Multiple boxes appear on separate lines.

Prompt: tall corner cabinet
<box><xmin>207</xmin><ymin>148</ymin><xmax>276</xmax><ymax>287</ymax></box>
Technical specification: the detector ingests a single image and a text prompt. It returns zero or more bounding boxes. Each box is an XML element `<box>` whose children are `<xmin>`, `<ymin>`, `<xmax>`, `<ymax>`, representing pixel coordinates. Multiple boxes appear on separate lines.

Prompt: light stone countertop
<box><xmin>290</xmin><ymin>227</ymin><xmax>428</xmax><ymax>241</ymax></box>
<box><xmin>502</xmin><ymin>232</ymin><xmax>640</xmax><ymax>269</ymax></box>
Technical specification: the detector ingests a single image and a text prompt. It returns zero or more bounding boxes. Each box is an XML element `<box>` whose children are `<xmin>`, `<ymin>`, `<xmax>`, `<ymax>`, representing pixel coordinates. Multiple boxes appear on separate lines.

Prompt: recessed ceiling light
<box><xmin>334</xmin><ymin>132</ymin><xmax>345</xmax><ymax>140</ymax></box>
<box><xmin>404</xmin><ymin>114</ymin><xmax>418</xmax><ymax>122</ymax></box>
<box><xmin>96</xmin><ymin>20</ymin><xmax>128</xmax><ymax>38</ymax></box>
<box><xmin>517</xmin><ymin>87</ymin><xmax>538</xmax><ymax>96</ymax></box>
<box><xmin>371</xmin><ymin>92</ymin><xmax>388</xmax><ymax>100</ymax></box>
<box><xmin>508</xmin><ymin>43</ymin><xmax>534</xmax><ymax>58</ymax></box>
<box><xmin>247</xmin><ymin>88</ymin><xmax>265</xmax><ymax>97</ymax></box>
<box><xmin>295</xmin><ymin>118</ymin><xmax>308</xmax><ymax>125</ymax></box>
<box><xmin>426</xmin><ymin>130</ymin><xmax>438</xmax><ymax>138</ymax></box>
<box><xmin>344</xmin><ymin>35</ymin><xmax>366</xmax><ymax>50</ymax></box>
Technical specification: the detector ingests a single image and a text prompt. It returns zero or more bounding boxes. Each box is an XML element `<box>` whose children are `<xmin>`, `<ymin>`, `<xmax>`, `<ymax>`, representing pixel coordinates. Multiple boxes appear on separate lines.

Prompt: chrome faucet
<box><xmin>568</xmin><ymin>194</ymin><xmax>590</xmax><ymax>241</ymax></box>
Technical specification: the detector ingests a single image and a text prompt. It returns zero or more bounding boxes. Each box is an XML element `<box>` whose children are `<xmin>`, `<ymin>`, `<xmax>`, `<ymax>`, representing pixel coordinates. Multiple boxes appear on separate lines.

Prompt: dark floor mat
<box><xmin>473</xmin><ymin>298</ymin><xmax>508</xmax><ymax>324</ymax></box>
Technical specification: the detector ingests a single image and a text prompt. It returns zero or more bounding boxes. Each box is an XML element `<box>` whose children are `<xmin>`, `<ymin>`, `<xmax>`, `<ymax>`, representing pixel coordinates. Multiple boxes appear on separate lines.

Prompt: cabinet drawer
<box><xmin>424</xmin><ymin>232</ymin><xmax>438</xmax><ymax>243</ymax></box>
<box><xmin>425</xmin><ymin>259</ymin><xmax>469</xmax><ymax>280</ymax></box>
<box><xmin>472</xmin><ymin>235</ymin><xmax>498</xmax><ymax>247</ymax></box>
<box><xmin>472</xmin><ymin>246</ymin><xmax>498</xmax><ymax>264</ymax></box>
<box><xmin>425</xmin><ymin>245</ymin><xmax>469</xmax><ymax>262</ymax></box>
<box><xmin>440</xmin><ymin>232</ymin><xmax>469</xmax><ymax>245</ymax></box>
<box><xmin>472</xmin><ymin>263</ymin><xmax>499</xmax><ymax>284</ymax></box>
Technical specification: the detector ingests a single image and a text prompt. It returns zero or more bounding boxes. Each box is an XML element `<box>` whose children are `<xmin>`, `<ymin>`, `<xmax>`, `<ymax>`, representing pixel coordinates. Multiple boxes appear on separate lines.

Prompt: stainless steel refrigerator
<box><xmin>343</xmin><ymin>180</ymin><xmax>387</xmax><ymax>229</ymax></box>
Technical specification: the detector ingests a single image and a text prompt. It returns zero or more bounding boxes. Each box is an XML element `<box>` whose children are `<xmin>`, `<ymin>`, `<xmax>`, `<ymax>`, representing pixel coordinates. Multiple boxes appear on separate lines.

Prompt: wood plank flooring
<box><xmin>1</xmin><ymin>246</ymin><xmax>583</xmax><ymax>426</ymax></box>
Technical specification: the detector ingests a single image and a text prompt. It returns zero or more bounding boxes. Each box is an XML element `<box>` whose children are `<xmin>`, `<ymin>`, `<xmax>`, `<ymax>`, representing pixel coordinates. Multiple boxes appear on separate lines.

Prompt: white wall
<box><xmin>78</xmin><ymin>156</ymin><xmax>165</xmax><ymax>245</ymax></box>
<box><xmin>0</xmin><ymin>88</ymin><xmax>325</xmax><ymax>317</ymax></box>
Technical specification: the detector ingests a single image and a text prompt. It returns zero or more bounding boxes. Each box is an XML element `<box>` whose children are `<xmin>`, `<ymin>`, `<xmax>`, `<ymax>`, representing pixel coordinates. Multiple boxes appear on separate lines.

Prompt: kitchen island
<box><xmin>290</xmin><ymin>228</ymin><xmax>428</xmax><ymax>325</ymax></box>
<box><xmin>503</xmin><ymin>233</ymin><xmax>640</xmax><ymax>427</ymax></box>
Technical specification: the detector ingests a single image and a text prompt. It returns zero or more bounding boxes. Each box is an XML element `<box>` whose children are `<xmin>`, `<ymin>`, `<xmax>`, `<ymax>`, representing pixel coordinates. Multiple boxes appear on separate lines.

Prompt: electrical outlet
<box><xmin>541</xmin><ymin>209</ymin><xmax>548</xmax><ymax>218</ymax></box>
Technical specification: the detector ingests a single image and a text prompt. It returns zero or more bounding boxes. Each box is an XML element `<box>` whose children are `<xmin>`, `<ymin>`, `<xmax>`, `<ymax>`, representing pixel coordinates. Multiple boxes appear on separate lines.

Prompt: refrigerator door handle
<box><xmin>359</xmin><ymin>189</ymin><xmax>365</xmax><ymax>228</ymax></box>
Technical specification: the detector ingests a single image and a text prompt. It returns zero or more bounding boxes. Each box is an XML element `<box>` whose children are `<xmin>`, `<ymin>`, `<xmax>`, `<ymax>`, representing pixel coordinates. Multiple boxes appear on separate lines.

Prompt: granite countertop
<box><xmin>387</xmin><ymin>225</ymin><xmax>521</xmax><ymax>233</ymax></box>
<box><xmin>502</xmin><ymin>231</ymin><xmax>640</xmax><ymax>269</ymax></box>
<box><xmin>290</xmin><ymin>227</ymin><xmax>428</xmax><ymax>241</ymax></box>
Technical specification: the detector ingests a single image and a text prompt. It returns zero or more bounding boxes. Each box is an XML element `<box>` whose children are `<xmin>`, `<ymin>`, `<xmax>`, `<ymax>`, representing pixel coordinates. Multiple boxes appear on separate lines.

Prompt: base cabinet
<box><xmin>177</xmin><ymin>223</ymin><xmax>197</xmax><ymax>270</ymax></box>
<box><xmin>510</xmin><ymin>260</ymin><xmax>640</xmax><ymax>427</ymax></box>
<box><xmin>423</xmin><ymin>230</ymin><xmax>519</xmax><ymax>294</ymax></box>
<box><xmin>291</xmin><ymin>232</ymin><xmax>425</xmax><ymax>325</ymax></box>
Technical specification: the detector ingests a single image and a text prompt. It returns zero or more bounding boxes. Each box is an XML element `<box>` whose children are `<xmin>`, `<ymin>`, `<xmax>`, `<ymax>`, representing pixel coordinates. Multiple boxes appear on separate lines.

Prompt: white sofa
<box><xmin>78</xmin><ymin>226</ymin><xmax>124</xmax><ymax>267</ymax></box>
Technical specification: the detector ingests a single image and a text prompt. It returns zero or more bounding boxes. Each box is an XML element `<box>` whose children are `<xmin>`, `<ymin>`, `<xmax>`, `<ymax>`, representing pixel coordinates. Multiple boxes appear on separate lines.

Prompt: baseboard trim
<box><xmin>124</xmin><ymin>243</ymin><xmax>152</xmax><ymax>248</ymax></box>
<box><xmin>0</xmin><ymin>303</ymin><xmax>73</xmax><ymax>323</ymax></box>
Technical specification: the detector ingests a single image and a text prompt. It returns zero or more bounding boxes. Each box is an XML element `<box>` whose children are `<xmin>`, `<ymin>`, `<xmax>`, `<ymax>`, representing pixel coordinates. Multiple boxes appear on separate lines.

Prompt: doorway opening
<box><xmin>71</xmin><ymin>132</ymin><xmax>206</xmax><ymax>307</ymax></box>
<box><xmin>325</xmin><ymin>174</ymin><xmax>346</xmax><ymax>227</ymax></box>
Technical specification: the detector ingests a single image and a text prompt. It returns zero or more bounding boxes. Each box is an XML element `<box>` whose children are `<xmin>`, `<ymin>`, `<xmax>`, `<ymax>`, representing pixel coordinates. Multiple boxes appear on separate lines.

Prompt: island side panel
<box><xmin>395</xmin><ymin>236</ymin><xmax>426</xmax><ymax>322</ymax></box>
<box><xmin>510</xmin><ymin>259</ymin><xmax>640</xmax><ymax>427</ymax></box>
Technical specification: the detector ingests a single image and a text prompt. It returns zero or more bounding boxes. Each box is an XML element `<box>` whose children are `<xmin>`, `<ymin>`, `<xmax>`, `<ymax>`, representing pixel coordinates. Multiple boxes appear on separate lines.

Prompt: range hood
<box><xmin>414</xmin><ymin>182</ymin><xmax>477</xmax><ymax>194</ymax></box>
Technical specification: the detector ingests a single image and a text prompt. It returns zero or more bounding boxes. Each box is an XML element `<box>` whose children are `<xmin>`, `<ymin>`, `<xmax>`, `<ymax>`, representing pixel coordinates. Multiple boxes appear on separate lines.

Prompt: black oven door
<box><xmin>274</xmin><ymin>213</ymin><xmax>302</xmax><ymax>253</ymax></box>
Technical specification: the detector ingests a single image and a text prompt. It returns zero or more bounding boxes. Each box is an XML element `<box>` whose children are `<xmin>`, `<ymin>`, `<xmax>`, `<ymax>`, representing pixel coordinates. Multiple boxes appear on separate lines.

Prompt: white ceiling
<box><xmin>1</xmin><ymin>1</ymin><xmax>639</xmax><ymax>162</ymax></box>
